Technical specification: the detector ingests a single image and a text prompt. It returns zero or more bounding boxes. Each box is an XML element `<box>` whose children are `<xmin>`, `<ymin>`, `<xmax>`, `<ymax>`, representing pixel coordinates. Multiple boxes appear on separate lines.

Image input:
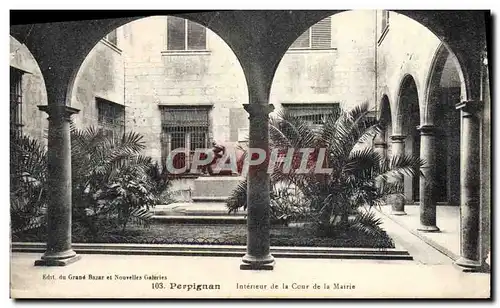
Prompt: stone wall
<box><xmin>10</xmin><ymin>27</ymin><xmax>128</xmax><ymax>142</ymax></box>
<box><xmin>376</xmin><ymin>11</ymin><xmax>441</xmax><ymax>123</ymax></box>
<box><xmin>10</xmin><ymin>36</ymin><xmax>48</xmax><ymax>143</ymax></box>
<box><xmin>121</xmin><ymin>16</ymin><xmax>248</xmax><ymax>162</ymax></box>
<box><xmin>271</xmin><ymin>10</ymin><xmax>377</xmax><ymax>113</ymax></box>
<box><xmin>70</xmin><ymin>28</ymin><xmax>127</xmax><ymax>129</ymax></box>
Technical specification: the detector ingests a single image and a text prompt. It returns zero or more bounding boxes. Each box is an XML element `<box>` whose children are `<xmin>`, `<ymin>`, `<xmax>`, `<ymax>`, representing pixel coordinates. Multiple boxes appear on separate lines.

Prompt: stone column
<box><xmin>35</xmin><ymin>105</ymin><xmax>80</xmax><ymax>266</ymax></box>
<box><xmin>240</xmin><ymin>103</ymin><xmax>275</xmax><ymax>270</ymax></box>
<box><xmin>417</xmin><ymin>125</ymin><xmax>440</xmax><ymax>232</ymax></box>
<box><xmin>455</xmin><ymin>101</ymin><xmax>483</xmax><ymax>270</ymax></box>
<box><xmin>390</xmin><ymin>134</ymin><xmax>407</xmax><ymax>215</ymax></box>
<box><xmin>373</xmin><ymin>132</ymin><xmax>387</xmax><ymax>160</ymax></box>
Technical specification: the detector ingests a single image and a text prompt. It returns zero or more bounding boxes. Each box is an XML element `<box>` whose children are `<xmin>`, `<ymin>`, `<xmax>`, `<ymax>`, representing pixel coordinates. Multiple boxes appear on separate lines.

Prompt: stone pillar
<box><xmin>240</xmin><ymin>103</ymin><xmax>275</xmax><ymax>270</ymax></box>
<box><xmin>417</xmin><ymin>125</ymin><xmax>440</xmax><ymax>232</ymax></box>
<box><xmin>35</xmin><ymin>105</ymin><xmax>80</xmax><ymax>266</ymax></box>
<box><xmin>373</xmin><ymin>133</ymin><xmax>387</xmax><ymax>160</ymax></box>
<box><xmin>455</xmin><ymin>101</ymin><xmax>483</xmax><ymax>270</ymax></box>
<box><xmin>389</xmin><ymin>134</ymin><xmax>407</xmax><ymax>215</ymax></box>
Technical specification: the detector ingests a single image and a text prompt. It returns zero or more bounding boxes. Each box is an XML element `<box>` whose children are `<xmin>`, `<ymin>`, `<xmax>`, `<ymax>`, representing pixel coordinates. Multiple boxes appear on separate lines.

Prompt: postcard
<box><xmin>9</xmin><ymin>9</ymin><xmax>491</xmax><ymax>299</ymax></box>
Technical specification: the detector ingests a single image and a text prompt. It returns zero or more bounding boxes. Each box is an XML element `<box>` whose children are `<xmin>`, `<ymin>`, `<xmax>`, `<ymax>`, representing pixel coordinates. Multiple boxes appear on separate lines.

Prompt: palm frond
<box><xmin>347</xmin><ymin>209</ymin><xmax>394</xmax><ymax>248</ymax></box>
<box><xmin>376</xmin><ymin>154</ymin><xmax>425</xmax><ymax>182</ymax></box>
<box><xmin>128</xmin><ymin>207</ymin><xmax>153</xmax><ymax>227</ymax></box>
<box><xmin>226</xmin><ymin>179</ymin><xmax>248</xmax><ymax>213</ymax></box>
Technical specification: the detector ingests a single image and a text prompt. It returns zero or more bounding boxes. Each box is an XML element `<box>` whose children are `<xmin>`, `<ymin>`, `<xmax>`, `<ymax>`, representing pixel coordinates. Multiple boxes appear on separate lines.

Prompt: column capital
<box><xmin>417</xmin><ymin>124</ymin><xmax>439</xmax><ymax>136</ymax></box>
<box><xmin>390</xmin><ymin>134</ymin><xmax>406</xmax><ymax>142</ymax></box>
<box><xmin>456</xmin><ymin>100</ymin><xmax>483</xmax><ymax>115</ymax></box>
<box><xmin>243</xmin><ymin>104</ymin><xmax>274</xmax><ymax>118</ymax></box>
<box><xmin>38</xmin><ymin>105</ymin><xmax>80</xmax><ymax>121</ymax></box>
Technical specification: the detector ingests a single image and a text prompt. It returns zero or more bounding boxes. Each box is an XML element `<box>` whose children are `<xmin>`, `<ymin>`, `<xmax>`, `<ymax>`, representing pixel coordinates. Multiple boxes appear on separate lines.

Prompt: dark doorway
<box><xmin>399</xmin><ymin>75</ymin><xmax>420</xmax><ymax>204</ymax></box>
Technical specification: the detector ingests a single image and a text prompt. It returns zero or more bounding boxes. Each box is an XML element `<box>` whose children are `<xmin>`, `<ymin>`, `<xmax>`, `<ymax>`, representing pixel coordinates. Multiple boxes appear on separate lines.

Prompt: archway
<box><xmin>425</xmin><ymin>44</ymin><xmax>462</xmax><ymax>206</ymax></box>
<box><xmin>9</xmin><ymin>35</ymin><xmax>48</xmax><ymax>142</ymax></box>
<box><xmin>270</xmin><ymin>10</ymin><xmax>378</xmax><ymax>115</ymax></box>
<box><xmin>71</xmin><ymin>15</ymin><xmax>249</xmax><ymax>202</ymax></box>
<box><xmin>397</xmin><ymin>75</ymin><xmax>420</xmax><ymax>204</ymax></box>
<box><xmin>379</xmin><ymin>94</ymin><xmax>392</xmax><ymax>159</ymax></box>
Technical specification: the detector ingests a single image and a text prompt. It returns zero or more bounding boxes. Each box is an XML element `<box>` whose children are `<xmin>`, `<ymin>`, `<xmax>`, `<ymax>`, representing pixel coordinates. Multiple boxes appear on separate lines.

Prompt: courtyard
<box><xmin>10</xmin><ymin>206</ymin><xmax>490</xmax><ymax>298</ymax></box>
<box><xmin>9</xmin><ymin>9</ymin><xmax>491</xmax><ymax>299</ymax></box>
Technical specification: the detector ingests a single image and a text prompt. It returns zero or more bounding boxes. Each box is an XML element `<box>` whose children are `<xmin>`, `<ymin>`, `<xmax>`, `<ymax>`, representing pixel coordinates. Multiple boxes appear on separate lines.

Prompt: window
<box><xmin>290</xmin><ymin>17</ymin><xmax>332</xmax><ymax>49</ymax></box>
<box><xmin>104</xmin><ymin>29</ymin><xmax>118</xmax><ymax>46</ymax></box>
<box><xmin>160</xmin><ymin>106</ymin><xmax>211</xmax><ymax>173</ymax></box>
<box><xmin>97</xmin><ymin>98</ymin><xmax>125</xmax><ymax>142</ymax></box>
<box><xmin>283</xmin><ymin>103</ymin><xmax>340</xmax><ymax>130</ymax></box>
<box><xmin>379</xmin><ymin>10</ymin><xmax>390</xmax><ymax>40</ymax></box>
<box><xmin>166</xmin><ymin>17</ymin><xmax>207</xmax><ymax>51</ymax></box>
<box><xmin>10</xmin><ymin>67</ymin><xmax>24</xmax><ymax>135</ymax></box>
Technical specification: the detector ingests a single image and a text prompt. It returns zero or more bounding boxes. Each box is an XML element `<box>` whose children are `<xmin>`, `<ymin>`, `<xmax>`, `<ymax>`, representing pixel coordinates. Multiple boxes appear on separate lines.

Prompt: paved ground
<box><xmin>10</xmin><ymin>252</ymin><xmax>490</xmax><ymax>299</ymax></box>
<box><xmin>10</xmin><ymin>204</ymin><xmax>491</xmax><ymax>299</ymax></box>
<box><xmin>379</xmin><ymin>205</ymin><xmax>460</xmax><ymax>259</ymax></box>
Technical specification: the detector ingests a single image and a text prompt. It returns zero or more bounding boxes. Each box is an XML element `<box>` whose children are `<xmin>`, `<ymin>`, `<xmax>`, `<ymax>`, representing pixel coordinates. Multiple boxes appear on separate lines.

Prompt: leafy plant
<box><xmin>10</xmin><ymin>126</ymin><xmax>173</xmax><ymax>238</ymax></box>
<box><xmin>70</xmin><ymin>127</ymin><xmax>171</xmax><ymax>236</ymax></box>
<box><xmin>10</xmin><ymin>131</ymin><xmax>47</xmax><ymax>233</ymax></box>
<box><xmin>227</xmin><ymin>102</ymin><xmax>423</xmax><ymax>241</ymax></box>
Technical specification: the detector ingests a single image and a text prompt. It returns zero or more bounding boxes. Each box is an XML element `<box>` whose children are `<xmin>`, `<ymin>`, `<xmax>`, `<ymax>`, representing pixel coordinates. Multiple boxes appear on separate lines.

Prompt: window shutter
<box><xmin>106</xmin><ymin>29</ymin><xmax>117</xmax><ymax>46</ymax></box>
<box><xmin>311</xmin><ymin>17</ymin><xmax>331</xmax><ymax>49</ymax></box>
<box><xmin>167</xmin><ymin>17</ymin><xmax>186</xmax><ymax>50</ymax></box>
<box><xmin>290</xmin><ymin>29</ymin><xmax>310</xmax><ymax>49</ymax></box>
<box><xmin>187</xmin><ymin>21</ymin><xmax>206</xmax><ymax>50</ymax></box>
<box><xmin>97</xmin><ymin>98</ymin><xmax>125</xmax><ymax>142</ymax></box>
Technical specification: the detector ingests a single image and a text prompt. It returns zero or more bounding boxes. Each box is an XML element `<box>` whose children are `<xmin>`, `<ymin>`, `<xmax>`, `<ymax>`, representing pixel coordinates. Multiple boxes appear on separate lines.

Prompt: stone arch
<box><xmin>9</xmin><ymin>35</ymin><xmax>49</xmax><ymax>141</ymax></box>
<box><xmin>10</xmin><ymin>11</ymin><xmax>484</xmax><ymax>109</ymax></box>
<box><xmin>394</xmin><ymin>73</ymin><xmax>421</xmax><ymax>135</ymax></box>
<box><xmin>378</xmin><ymin>94</ymin><xmax>392</xmax><ymax>158</ymax></box>
<box><xmin>377</xmin><ymin>87</ymin><xmax>391</xmax><ymax>120</ymax></box>
<box><xmin>67</xmin><ymin>15</ymin><xmax>250</xmax><ymax>109</ymax></box>
<box><xmin>269</xmin><ymin>10</ymin><xmax>377</xmax><ymax>117</ymax></box>
<box><xmin>379</xmin><ymin>94</ymin><xmax>392</xmax><ymax>126</ymax></box>
<box><xmin>376</xmin><ymin>84</ymin><xmax>392</xmax><ymax>118</ymax></box>
<box><xmin>423</xmin><ymin>42</ymin><xmax>467</xmax><ymax>123</ymax></box>
<box><xmin>423</xmin><ymin>42</ymin><xmax>463</xmax><ymax>206</ymax></box>
<box><xmin>395</xmin><ymin>74</ymin><xmax>421</xmax><ymax>203</ymax></box>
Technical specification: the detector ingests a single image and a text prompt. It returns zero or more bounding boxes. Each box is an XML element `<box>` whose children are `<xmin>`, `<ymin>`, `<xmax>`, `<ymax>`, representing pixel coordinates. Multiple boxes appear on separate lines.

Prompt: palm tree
<box><xmin>10</xmin><ymin>126</ymin><xmax>171</xmax><ymax>238</ymax></box>
<box><xmin>70</xmin><ymin>126</ymin><xmax>168</xmax><ymax>235</ymax></box>
<box><xmin>10</xmin><ymin>131</ymin><xmax>48</xmax><ymax>234</ymax></box>
<box><xmin>227</xmin><ymin>102</ymin><xmax>423</xmax><ymax>243</ymax></box>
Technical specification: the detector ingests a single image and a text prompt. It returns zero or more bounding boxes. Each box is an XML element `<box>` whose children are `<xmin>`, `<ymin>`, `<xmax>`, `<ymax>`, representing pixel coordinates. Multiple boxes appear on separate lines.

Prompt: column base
<box><xmin>455</xmin><ymin>257</ymin><xmax>488</xmax><ymax>273</ymax></box>
<box><xmin>417</xmin><ymin>225</ymin><xmax>440</xmax><ymax>232</ymax></box>
<box><xmin>391</xmin><ymin>210</ymin><xmax>407</xmax><ymax>216</ymax></box>
<box><xmin>34</xmin><ymin>249</ymin><xmax>81</xmax><ymax>267</ymax></box>
<box><xmin>240</xmin><ymin>253</ymin><xmax>275</xmax><ymax>271</ymax></box>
